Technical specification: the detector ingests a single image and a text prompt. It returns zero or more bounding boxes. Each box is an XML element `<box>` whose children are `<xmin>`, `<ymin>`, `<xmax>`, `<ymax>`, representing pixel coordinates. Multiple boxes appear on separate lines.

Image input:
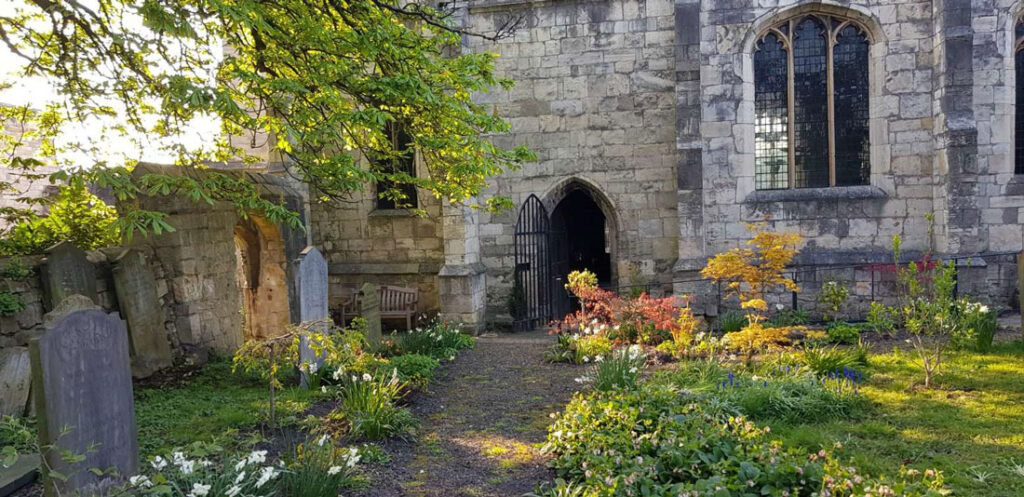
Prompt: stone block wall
<box><xmin>310</xmin><ymin>176</ymin><xmax>445</xmax><ymax>314</ymax></box>
<box><xmin>463</xmin><ymin>0</ymin><xmax>682</xmax><ymax>324</ymax></box>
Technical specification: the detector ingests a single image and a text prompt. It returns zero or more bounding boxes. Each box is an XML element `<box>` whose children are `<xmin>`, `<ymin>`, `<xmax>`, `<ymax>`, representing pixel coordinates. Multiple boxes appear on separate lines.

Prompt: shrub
<box><xmin>801</xmin><ymin>344</ymin><xmax>869</xmax><ymax>377</ymax></box>
<box><xmin>589</xmin><ymin>345</ymin><xmax>645</xmax><ymax>392</ymax></box>
<box><xmin>573</xmin><ymin>334</ymin><xmax>612</xmax><ymax>364</ymax></box>
<box><xmin>329</xmin><ymin>370</ymin><xmax>416</xmax><ymax>440</ymax></box>
<box><xmin>279</xmin><ymin>435</ymin><xmax>361</xmax><ymax>497</ymax></box>
<box><xmin>867</xmin><ymin>301</ymin><xmax>897</xmax><ymax>336</ymax></box>
<box><xmin>771</xmin><ymin>309</ymin><xmax>809</xmax><ymax>327</ymax></box>
<box><xmin>826</xmin><ymin>322</ymin><xmax>861</xmax><ymax>344</ymax></box>
<box><xmin>950</xmin><ymin>299</ymin><xmax>997</xmax><ymax>352</ymax></box>
<box><xmin>381</xmin><ymin>353</ymin><xmax>439</xmax><ymax>387</ymax></box>
<box><xmin>717</xmin><ymin>310</ymin><xmax>748</xmax><ymax>332</ymax></box>
<box><xmin>819</xmin><ymin>279</ymin><xmax>850</xmax><ymax>322</ymax></box>
<box><xmin>557</xmin><ymin>269</ymin><xmax>682</xmax><ymax>348</ymax></box>
<box><xmin>0</xmin><ymin>182</ymin><xmax>121</xmax><ymax>256</ymax></box>
<box><xmin>541</xmin><ymin>380</ymin><xmax>942</xmax><ymax>497</ymax></box>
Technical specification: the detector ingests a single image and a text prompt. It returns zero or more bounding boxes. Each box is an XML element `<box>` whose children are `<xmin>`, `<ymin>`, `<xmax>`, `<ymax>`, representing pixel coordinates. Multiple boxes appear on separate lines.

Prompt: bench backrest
<box><xmin>380</xmin><ymin>285</ymin><xmax>418</xmax><ymax>311</ymax></box>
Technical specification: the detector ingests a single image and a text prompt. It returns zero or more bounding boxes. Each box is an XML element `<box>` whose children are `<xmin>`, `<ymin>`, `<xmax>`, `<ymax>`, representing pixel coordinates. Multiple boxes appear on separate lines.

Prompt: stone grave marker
<box><xmin>0</xmin><ymin>347</ymin><xmax>30</xmax><ymax>416</ymax></box>
<box><xmin>41</xmin><ymin>242</ymin><xmax>97</xmax><ymax>310</ymax></box>
<box><xmin>359</xmin><ymin>282</ymin><xmax>382</xmax><ymax>347</ymax></box>
<box><xmin>112</xmin><ymin>250</ymin><xmax>173</xmax><ymax>378</ymax></box>
<box><xmin>294</xmin><ymin>246</ymin><xmax>329</xmax><ymax>387</ymax></box>
<box><xmin>30</xmin><ymin>299</ymin><xmax>138</xmax><ymax>497</ymax></box>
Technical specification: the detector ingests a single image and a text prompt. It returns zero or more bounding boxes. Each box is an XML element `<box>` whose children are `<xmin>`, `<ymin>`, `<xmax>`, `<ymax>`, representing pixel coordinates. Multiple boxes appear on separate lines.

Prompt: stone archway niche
<box><xmin>233</xmin><ymin>217</ymin><xmax>291</xmax><ymax>341</ymax></box>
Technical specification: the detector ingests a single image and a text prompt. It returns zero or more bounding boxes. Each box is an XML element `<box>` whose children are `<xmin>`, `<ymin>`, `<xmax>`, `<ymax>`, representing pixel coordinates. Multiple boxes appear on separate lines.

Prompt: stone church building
<box><xmin>310</xmin><ymin>0</ymin><xmax>1024</xmax><ymax>331</ymax></box>
<box><xmin>5</xmin><ymin>0</ymin><xmax>1023</xmax><ymax>352</ymax></box>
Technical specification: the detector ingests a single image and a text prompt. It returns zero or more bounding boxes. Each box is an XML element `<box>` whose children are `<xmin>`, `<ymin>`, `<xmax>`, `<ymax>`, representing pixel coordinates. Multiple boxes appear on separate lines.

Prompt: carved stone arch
<box><xmin>742</xmin><ymin>1</ymin><xmax>885</xmax><ymax>55</ymax></box>
<box><xmin>539</xmin><ymin>176</ymin><xmax>620</xmax><ymax>233</ymax></box>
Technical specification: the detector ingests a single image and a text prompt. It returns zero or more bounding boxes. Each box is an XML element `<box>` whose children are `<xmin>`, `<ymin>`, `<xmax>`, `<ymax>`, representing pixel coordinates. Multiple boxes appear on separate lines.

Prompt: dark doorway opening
<box><xmin>551</xmin><ymin>190</ymin><xmax>611</xmax><ymax>317</ymax></box>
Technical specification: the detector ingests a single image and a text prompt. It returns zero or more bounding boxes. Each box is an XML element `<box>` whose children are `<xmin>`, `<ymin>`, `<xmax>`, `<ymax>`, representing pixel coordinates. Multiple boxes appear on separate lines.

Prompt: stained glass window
<box><xmin>753</xmin><ymin>14</ymin><xmax>871</xmax><ymax>189</ymax></box>
<box><xmin>375</xmin><ymin>123</ymin><xmax>418</xmax><ymax>210</ymax></box>
<box><xmin>1016</xmin><ymin>16</ymin><xmax>1024</xmax><ymax>174</ymax></box>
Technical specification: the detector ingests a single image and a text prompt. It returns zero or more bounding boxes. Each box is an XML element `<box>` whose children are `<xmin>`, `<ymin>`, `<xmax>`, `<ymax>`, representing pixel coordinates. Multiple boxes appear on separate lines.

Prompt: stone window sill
<box><xmin>743</xmin><ymin>185</ymin><xmax>887</xmax><ymax>203</ymax></box>
<box><xmin>368</xmin><ymin>208</ymin><xmax>417</xmax><ymax>218</ymax></box>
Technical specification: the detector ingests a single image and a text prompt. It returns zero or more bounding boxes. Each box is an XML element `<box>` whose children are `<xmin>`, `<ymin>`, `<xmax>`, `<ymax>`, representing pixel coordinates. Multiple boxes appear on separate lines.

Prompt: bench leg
<box><xmin>406</xmin><ymin>314</ymin><xmax>412</xmax><ymax>331</ymax></box>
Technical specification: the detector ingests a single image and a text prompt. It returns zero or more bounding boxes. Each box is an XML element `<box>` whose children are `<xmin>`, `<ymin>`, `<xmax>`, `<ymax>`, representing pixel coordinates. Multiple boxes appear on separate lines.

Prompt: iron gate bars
<box><xmin>513</xmin><ymin>195</ymin><xmax>552</xmax><ymax>331</ymax></box>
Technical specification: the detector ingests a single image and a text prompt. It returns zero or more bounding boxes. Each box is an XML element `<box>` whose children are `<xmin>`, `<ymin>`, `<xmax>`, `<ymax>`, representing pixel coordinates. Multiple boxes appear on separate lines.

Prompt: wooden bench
<box><xmin>379</xmin><ymin>285</ymin><xmax>419</xmax><ymax>331</ymax></box>
<box><xmin>334</xmin><ymin>285</ymin><xmax>419</xmax><ymax>331</ymax></box>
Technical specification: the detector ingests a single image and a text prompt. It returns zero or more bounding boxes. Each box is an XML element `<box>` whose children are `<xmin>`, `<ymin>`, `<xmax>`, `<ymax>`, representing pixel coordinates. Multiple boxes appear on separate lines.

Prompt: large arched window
<box><xmin>1015</xmin><ymin>15</ymin><xmax>1024</xmax><ymax>174</ymax></box>
<box><xmin>754</xmin><ymin>14</ymin><xmax>871</xmax><ymax>190</ymax></box>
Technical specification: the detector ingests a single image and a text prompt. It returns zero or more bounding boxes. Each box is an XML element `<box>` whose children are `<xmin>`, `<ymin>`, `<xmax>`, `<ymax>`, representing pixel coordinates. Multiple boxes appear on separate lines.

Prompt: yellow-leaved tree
<box><xmin>701</xmin><ymin>223</ymin><xmax>802</xmax><ymax>358</ymax></box>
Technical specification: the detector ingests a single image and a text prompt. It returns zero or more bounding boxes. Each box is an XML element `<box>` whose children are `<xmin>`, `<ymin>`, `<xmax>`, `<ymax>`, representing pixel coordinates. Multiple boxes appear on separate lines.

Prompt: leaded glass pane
<box><xmin>1016</xmin><ymin>47</ymin><xmax>1024</xmax><ymax>174</ymax></box>
<box><xmin>376</xmin><ymin>123</ymin><xmax>418</xmax><ymax>210</ymax></box>
<box><xmin>833</xmin><ymin>25</ymin><xmax>870</xmax><ymax>186</ymax></box>
<box><xmin>791</xmin><ymin>18</ymin><xmax>829</xmax><ymax>188</ymax></box>
<box><xmin>754</xmin><ymin>33</ymin><xmax>789</xmax><ymax>190</ymax></box>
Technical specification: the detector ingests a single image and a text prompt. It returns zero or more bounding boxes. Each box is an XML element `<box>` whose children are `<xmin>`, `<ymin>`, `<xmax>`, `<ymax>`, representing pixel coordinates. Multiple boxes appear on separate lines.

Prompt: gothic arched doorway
<box><xmin>549</xmin><ymin>186</ymin><xmax>615</xmax><ymax>319</ymax></box>
<box><xmin>233</xmin><ymin>217</ymin><xmax>291</xmax><ymax>341</ymax></box>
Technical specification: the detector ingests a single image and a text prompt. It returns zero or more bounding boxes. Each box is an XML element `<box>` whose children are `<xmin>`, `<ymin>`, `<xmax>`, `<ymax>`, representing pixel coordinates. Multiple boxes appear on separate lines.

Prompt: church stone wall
<box><xmin>464</xmin><ymin>0</ymin><xmax>682</xmax><ymax>324</ymax></box>
<box><xmin>308</xmin><ymin>176</ymin><xmax>445</xmax><ymax>315</ymax></box>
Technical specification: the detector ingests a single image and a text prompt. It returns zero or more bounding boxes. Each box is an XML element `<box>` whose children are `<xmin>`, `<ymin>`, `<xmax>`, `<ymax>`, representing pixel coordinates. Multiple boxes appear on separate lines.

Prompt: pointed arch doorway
<box><xmin>512</xmin><ymin>181</ymin><xmax>617</xmax><ymax>330</ymax></box>
<box><xmin>550</xmin><ymin>187</ymin><xmax>613</xmax><ymax>319</ymax></box>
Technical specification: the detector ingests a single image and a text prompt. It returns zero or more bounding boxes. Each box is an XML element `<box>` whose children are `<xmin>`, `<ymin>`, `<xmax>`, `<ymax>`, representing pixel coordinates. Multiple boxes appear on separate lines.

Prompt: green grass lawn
<box><xmin>768</xmin><ymin>340</ymin><xmax>1024</xmax><ymax>496</ymax></box>
<box><xmin>133</xmin><ymin>359</ymin><xmax>322</xmax><ymax>459</ymax></box>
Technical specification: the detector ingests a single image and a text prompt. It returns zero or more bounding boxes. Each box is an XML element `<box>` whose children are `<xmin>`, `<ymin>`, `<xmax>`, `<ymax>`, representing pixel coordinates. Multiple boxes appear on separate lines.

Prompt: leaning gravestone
<box><xmin>112</xmin><ymin>250</ymin><xmax>173</xmax><ymax>378</ymax></box>
<box><xmin>30</xmin><ymin>297</ymin><xmax>138</xmax><ymax>497</ymax></box>
<box><xmin>294</xmin><ymin>247</ymin><xmax>329</xmax><ymax>387</ymax></box>
<box><xmin>0</xmin><ymin>347</ymin><xmax>30</xmax><ymax>416</ymax></box>
<box><xmin>359</xmin><ymin>282</ymin><xmax>382</xmax><ymax>347</ymax></box>
<box><xmin>40</xmin><ymin>242</ymin><xmax>97</xmax><ymax>310</ymax></box>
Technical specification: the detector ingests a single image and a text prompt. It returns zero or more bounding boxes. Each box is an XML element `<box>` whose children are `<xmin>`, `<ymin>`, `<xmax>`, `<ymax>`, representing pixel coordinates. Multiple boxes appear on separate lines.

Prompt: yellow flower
<box><xmin>741</xmin><ymin>299</ymin><xmax>767</xmax><ymax>311</ymax></box>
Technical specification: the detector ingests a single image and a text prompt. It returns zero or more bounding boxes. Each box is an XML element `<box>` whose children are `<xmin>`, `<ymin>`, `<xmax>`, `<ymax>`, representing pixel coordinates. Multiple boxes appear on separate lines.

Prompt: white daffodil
<box><xmin>255</xmin><ymin>466</ymin><xmax>278</xmax><ymax>488</ymax></box>
<box><xmin>189</xmin><ymin>483</ymin><xmax>211</xmax><ymax>497</ymax></box>
<box><xmin>362</xmin><ymin>373</ymin><xmax>372</xmax><ymax>382</ymax></box>
<box><xmin>248</xmin><ymin>450</ymin><xmax>268</xmax><ymax>465</ymax></box>
<box><xmin>129</xmin><ymin>475</ymin><xmax>153</xmax><ymax>488</ymax></box>
<box><xmin>235</xmin><ymin>471</ymin><xmax>246</xmax><ymax>484</ymax></box>
<box><xmin>180</xmin><ymin>460</ymin><xmax>195</xmax><ymax>475</ymax></box>
<box><xmin>226</xmin><ymin>485</ymin><xmax>242</xmax><ymax>497</ymax></box>
<box><xmin>234</xmin><ymin>459</ymin><xmax>246</xmax><ymax>471</ymax></box>
<box><xmin>328</xmin><ymin>466</ymin><xmax>343</xmax><ymax>475</ymax></box>
<box><xmin>151</xmin><ymin>456</ymin><xmax>168</xmax><ymax>471</ymax></box>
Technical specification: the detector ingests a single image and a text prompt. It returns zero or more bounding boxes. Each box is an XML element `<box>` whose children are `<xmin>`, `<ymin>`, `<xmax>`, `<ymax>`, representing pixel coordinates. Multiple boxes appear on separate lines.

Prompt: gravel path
<box><xmin>353</xmin><ymin>329</ymin><xmax>582</xmax><ymax>497</ymax></box>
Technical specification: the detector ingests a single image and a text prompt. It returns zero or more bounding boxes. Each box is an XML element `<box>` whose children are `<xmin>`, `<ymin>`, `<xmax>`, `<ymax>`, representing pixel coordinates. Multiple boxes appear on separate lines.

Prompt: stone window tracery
<box><xmin>754</xmin><ymin>14</ymin><xmax>870</xmax><ymax>190</ymax></box>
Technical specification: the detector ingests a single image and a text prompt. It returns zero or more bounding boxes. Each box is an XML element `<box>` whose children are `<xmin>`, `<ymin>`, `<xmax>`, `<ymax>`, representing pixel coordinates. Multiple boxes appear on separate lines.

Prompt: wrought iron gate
<box><xmin>512</xmin><ymin>195</ymin><xmax>552</xmax><ymax>331</ymax></box>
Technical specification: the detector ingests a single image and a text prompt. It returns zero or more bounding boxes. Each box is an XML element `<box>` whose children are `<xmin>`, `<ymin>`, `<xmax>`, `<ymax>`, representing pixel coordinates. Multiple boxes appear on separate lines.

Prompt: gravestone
<box><xmin>294</xmin><ymin>247</ymin><xmax>329</xmax><ymax>387</ymax></box>
<box><xmin>41</xmin><ymin>242</ymin><xmax>97</xmax><ymax>310</ymax></box>
<box><xmin>112</xmin><ymin>250</ymin><xmax>173</xmax><ymax>378</ymax></box>
<box><xmin>30</xmin><ymin>300</ymin><xmax>138</xmax><ymax>497</ymax></box>
<box><xmin>0</xmin><ymin>347</ymin><xmax>30</xmax><ymax>416</ymax></box>
<box><xmin>359</xmin><ymin>282</ymin><xmax>382</xmax><ymax>347</ymax></box>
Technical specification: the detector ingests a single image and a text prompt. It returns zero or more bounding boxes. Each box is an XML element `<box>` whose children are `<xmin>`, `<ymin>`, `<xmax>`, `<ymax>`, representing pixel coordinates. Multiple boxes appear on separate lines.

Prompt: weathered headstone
<box><xmin>359</xmin><ymin>282</ymin><xmax>382</xmax><ymax>347</ymax></box>
<box><xmin>112</xmin><ymin>250</ymin><xmax>173</xmax><ymax>378</ymax></box>
<box><xmin>0</xmin><ymin>347</ymin><xmax>30</xmax><ymax>416</ymax></box>
<box><xmin>40</xmin><ymin>242</ymin><xmax>97</xmax><ymax>310</ymax></box>
<box><xmin>294</xmin><ymin>247</ymin><xmax>329</xmax><ymax>387</ymax></box>
<box><xmin>30</xmin><ymin>300</ymin><xmax>138</xmax><ymax>497</ymax></box>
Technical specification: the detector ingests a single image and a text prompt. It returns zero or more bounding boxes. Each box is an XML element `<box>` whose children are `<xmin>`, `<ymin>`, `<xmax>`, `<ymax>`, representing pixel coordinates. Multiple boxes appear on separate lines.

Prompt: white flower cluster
<box><xmin>139</xmin><ymin>449</ymin><xmax>282</xmax><ymax>497</ymax></box>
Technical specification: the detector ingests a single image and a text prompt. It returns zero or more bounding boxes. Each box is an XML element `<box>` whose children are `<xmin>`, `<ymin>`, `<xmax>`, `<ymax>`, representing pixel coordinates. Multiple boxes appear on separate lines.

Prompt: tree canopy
<box><xmin>0</xmin><ymin>0</ymin><xmax>532</xmax><ymax>241</ymax></box>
